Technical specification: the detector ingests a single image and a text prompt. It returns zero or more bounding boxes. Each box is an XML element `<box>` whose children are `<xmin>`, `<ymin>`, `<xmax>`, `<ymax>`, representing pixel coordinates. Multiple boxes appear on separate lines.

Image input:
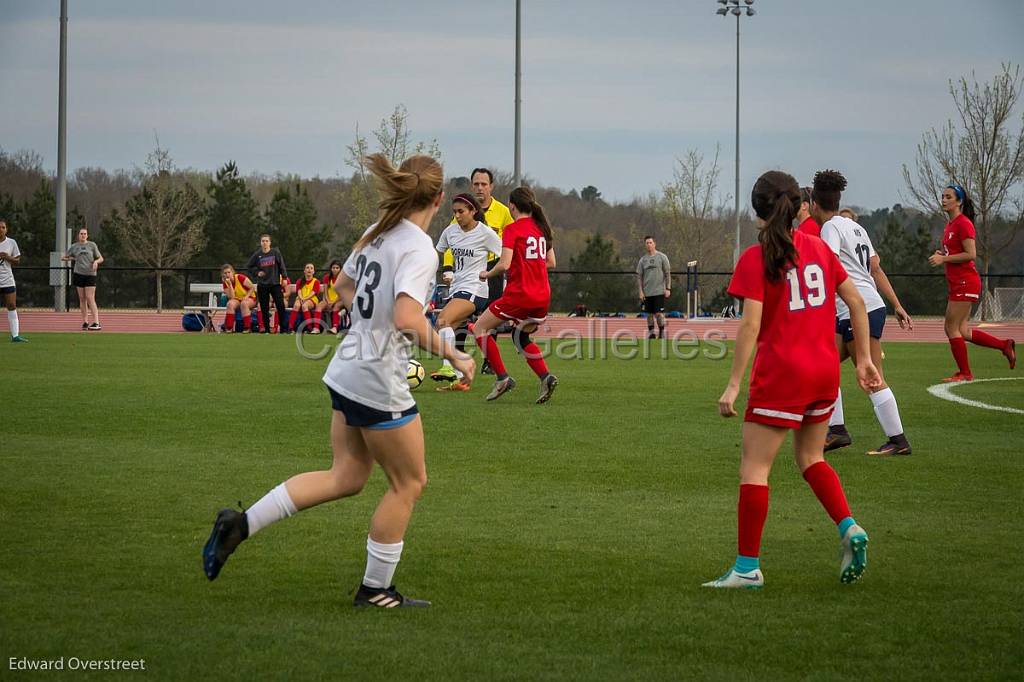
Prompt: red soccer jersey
<box><xmin>797</xmin><ymin>217</ymin><xmax>820</xmax><ymax>238</ymax></box>
<box><xmin>942</xmin><ymin>214</ymin><xmax>978</xmax><ymax>281</ymax></box>
<box><xmin>501</xmin><ymin>216</ymin><xmax>551</xmax><ymax>305</ymax></box>
<box><xmin>728</xmin><ymin>230</ymin><xmax>849</xmax><ymax>408</ymax></box>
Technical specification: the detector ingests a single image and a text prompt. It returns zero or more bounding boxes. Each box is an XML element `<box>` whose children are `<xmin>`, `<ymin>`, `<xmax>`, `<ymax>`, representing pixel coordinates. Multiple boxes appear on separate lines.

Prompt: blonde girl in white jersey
<box><xmin>203</xmin><ymin>154</ymin><xmax>475</xmax><ymax>608</ymax></box>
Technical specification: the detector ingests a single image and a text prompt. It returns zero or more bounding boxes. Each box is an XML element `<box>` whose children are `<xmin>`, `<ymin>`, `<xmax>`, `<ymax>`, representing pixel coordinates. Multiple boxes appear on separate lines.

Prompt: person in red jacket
<box><xmin>472</xmin><ymin>186</ymin><xmax>558</xmax><ymax>404</ymax></box>
<box><xmin>929</xmin><ymin>184</ymin><xmax>1015</xmax><ymax>381</ymax></box>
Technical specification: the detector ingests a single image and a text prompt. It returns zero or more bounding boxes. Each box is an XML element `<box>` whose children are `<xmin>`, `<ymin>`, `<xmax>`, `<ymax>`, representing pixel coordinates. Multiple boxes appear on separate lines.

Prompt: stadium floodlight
<box><xmin>713</xmin><ymin>0</ymin><xmax>757</xmax><ymax>268</ymax></box>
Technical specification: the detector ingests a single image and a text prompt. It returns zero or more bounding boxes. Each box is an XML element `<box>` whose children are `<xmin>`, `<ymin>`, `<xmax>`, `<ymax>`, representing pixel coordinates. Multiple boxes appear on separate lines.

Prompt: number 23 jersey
<box><xmin>727</xmin><ymin>230</ymin><xmax>849</xmax><ymax>407</ymax></box>
<box><xmin>323</xmin><ymin>219</ymin><xmax>438</xmax><ymax>413</ymax></box>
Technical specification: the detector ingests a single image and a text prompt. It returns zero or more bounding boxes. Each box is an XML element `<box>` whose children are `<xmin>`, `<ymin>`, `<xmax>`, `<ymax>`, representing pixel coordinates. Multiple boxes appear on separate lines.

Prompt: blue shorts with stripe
<box><xmin>835</xmin><ymin>307</ymin><xmax>886</xmax><ymax>344</ymax></box>
<box><xmin>327</xmin><ymin>386</ymin><xmax>418</xmax><ymax>430</ymax></box>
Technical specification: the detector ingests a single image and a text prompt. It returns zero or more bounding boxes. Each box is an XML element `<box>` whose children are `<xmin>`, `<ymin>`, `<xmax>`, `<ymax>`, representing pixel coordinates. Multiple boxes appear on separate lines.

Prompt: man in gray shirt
<box><xmin>636</xmin><ymin>236</ymin><xmax>671</xmax><ymax>339</ymax></box>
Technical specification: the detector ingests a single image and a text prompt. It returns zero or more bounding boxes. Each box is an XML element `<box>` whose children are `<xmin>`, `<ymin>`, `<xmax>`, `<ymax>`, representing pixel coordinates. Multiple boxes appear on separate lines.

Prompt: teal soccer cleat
<box><xmin>840</xmin><ymin>524</ymin><xmax>869</xmax><ymax>584</ymax></box>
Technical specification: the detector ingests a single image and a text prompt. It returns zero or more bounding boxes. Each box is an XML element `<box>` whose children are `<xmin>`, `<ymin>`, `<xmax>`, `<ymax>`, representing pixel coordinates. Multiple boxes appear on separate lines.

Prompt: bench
<box><xmin>185</xmin><ymin>283</ymin><xmax>226</xmax><ymax>332</ymax></box>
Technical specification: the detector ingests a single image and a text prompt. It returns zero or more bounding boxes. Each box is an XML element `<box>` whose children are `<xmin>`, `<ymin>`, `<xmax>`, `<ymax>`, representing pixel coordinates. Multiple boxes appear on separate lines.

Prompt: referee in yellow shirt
<box><xmin>443</xmin><ymin>168</ymin><xmax>514</xmax><ymax>372</ymax></box>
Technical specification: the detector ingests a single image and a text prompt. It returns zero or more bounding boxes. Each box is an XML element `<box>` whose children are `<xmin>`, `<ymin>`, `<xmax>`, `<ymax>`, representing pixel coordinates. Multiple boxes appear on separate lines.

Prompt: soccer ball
<box><xmin>407</xmin><ymin>359</ymin><xmax>425</xmax><ymax>390</ymax></box>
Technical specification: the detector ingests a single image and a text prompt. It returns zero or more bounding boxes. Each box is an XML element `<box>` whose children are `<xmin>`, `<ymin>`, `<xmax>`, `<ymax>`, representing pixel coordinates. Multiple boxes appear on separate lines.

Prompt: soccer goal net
<box><xmin>974</xmin><ymin>288</ymin><xmax>1024</xmax><ymax>321</ymax></box>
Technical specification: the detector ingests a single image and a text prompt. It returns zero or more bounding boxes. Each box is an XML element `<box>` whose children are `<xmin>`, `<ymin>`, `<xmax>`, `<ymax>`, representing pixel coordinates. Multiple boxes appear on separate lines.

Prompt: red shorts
<box><xmin>744</xmin><ymin>398</ymin><xmax>835</xmax><ymax>430</ymax></box>
<box><xmin>948</xmin><ymin>273</ymin><xmax>981</xmax><ymax>302</ymax></box>
<box><xmin>489</xmin><ymin>297</ymin><xmax>548</xmax><ymax>326</ymax></box>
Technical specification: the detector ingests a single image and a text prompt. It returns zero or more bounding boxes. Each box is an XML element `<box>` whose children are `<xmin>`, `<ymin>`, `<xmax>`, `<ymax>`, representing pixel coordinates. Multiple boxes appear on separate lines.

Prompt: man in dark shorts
<box><xmin>246</xmin><ymin>234</ymin><xmax>290</xmax><ymax>334</ymax></box>
<box><xmin>636</xmin><ymin>236</ymin><xmax>671</xmax><ymax>339</ymax></box>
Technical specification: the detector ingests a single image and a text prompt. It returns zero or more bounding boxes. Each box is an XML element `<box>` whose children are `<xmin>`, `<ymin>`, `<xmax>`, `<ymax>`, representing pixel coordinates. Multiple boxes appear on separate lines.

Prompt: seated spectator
<box><xmin>317</xmin><ymin>260</ymin><xmax>347</xmax><ymax>334</ymax></box>
<box><xmin>291</xmin><ymin>263</ymin><xmax>321</xmax><ymax>334</ymax></box>
<box><xmin>220</xmin><ymin>264</ymin><xmax>258</xmax><ymax>333</ymax></box>
<box><xmin>568</xmin><ymin>303</ymin><xmax>589</xmax><ymax>318</ymax></box>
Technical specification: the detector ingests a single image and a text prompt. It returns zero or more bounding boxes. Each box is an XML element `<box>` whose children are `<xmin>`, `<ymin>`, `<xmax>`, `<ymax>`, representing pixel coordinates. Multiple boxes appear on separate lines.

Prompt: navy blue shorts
<box><xmin>836</xmin><ymin>307</ymin><xmax>886</xmax><ymax>343</ymax></box>
<box><xmin>0</xmin><ymin>285</ymin><xmax>15</xmax><ymax>296</ymax></box>
<box><xmin>327</xmin><ymin>386</ymin><xmax>418</xmax><ymax>430</ymax></box>
<box><xmin>446</xmin><ymin>290</ymin><xmax>488</xmax><ymax>315</ymax></box>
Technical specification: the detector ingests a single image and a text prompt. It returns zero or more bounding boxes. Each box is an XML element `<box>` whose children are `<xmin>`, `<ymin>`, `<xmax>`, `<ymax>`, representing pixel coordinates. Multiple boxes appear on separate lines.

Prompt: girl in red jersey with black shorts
<box><xmin>705</xmin><ymin>171</ymin><xmax>883</xmax><ymax>590</ymax></box>
<box><xmin>472</xmin><ymin>186</ymin><xmax>559</xmax><ymax>404</ymax></box>
<box><xmin>928</xmin><ymin>184</ymin><xmax>1015</xmax><ymax>382</ymax></box>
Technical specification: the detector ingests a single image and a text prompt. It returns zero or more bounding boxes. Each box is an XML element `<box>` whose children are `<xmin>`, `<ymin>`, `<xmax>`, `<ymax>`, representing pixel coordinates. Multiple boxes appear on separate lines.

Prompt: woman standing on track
<box><xmin>62</xmin><ymin>228</ymin><xmax>104</xmax><ymax>331</ymax></box>
<box><xmin>929</xmin><ymin>184</ymin><xmax>1015</xmax><ymax>381</ymax></box>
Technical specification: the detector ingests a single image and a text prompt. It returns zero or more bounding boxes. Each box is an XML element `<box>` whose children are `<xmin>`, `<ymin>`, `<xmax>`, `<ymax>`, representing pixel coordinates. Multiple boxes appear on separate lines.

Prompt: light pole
<box><xmin>513</xmin><ymin>0</ymin><xmax>522</xmax><ymax>187</ymax></box>
<box><xmin>54</xmin><ymin>0</ymin><xmax>69</xmax><ymax>311</ymax></box>
<box><xmin>715</xmin><ymin>0</ymin><xmax>755</xmax><ymax>265</ymax></box>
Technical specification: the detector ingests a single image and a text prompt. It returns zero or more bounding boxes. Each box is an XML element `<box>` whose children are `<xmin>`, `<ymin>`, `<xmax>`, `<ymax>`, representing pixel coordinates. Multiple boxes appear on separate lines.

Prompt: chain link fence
<box><xmin>10</xmin><ymin>266</ymin><xmax>1024</xmax><ymax>318</ymax></box>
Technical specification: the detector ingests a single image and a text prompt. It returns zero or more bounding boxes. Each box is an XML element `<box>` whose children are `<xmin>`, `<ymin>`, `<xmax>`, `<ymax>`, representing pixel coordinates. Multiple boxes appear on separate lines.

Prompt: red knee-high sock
<box><xmin>522</xmin><ymin>342</ymin><xmax>549</xmax><ymax>378</ymax></box>
<box><xmin>257</xmin><ymin>310</ymin><xmax>264</xmax><ymax>330</ymax></box>
<box><xmin>737</xmin><ymin>483</ymin><xmax>769</xmax><ymax>558</ymax></box>
<box><xmin>303</xmin><ymin>310</ymin><xmax>311</xmax><ymax>324</ymax></box>
<box><xmin>224</xmin><ymin>312</ymin><xmax>235</xmax><ymax>332</ymax></box>
<box><xmin>969</xmin><ymin>328</ymin><xmax>1006</xmax><ymax>350</ymax></box>
<box><xmin>802</xmin><ymin>461</ymin><xmax>852</xmax><ymax>524</ymax></box>
<box><xmin>333</xmin><ymin>311</ymin><xmax>340</xmax><ymax>328</ymax></box>
<box><xmin>475</xmin><ymin>334</ymin><xmax>507</xmax><ymax>376</ymax></box>
<box><xmin>313</xmin><ymin>310</ymin><xmax>321</xmax><ymax>326</ymax></box>
<box><xmin>949</xmin><ymin>337</ymin><xmax>972</xmax><ymax>375</ymax></box>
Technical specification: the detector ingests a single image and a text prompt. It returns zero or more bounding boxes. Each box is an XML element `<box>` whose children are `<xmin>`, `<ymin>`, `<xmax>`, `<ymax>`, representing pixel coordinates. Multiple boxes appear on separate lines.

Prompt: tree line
<box><xmin>2</xmin><ymin>65</ymin><xmax>1022</xmax><ymax>314</ymax></box>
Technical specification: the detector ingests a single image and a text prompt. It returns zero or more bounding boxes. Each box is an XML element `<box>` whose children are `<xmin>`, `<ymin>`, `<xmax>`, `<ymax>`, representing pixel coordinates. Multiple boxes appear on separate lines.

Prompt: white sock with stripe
<box><xmin>363</xmin><ymin>537</ymin><xmax>403</xmax><ymax>588</ymax></box>
<box><xmin>869</xmin><ymin>387</ymin><xmax>904</xmax><ymax>438</ymax></box>
<box><xmin>829</xmin><ymin>389</ymin><xmax>844</xmax><ymax>427</ymax></box>
<box><xmin>8</xmin><ymin>310</ymin><xmax>19</xmax><ymax>338</ymax></box>
<box><xmin>244</xmin><ymin>482</ymin><xmax>297</xmax><ymax>536</ymax></box>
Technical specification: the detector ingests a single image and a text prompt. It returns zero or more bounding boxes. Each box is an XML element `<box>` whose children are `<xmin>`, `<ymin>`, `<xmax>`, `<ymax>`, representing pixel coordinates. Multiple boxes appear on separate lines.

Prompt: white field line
<box><xmin>926</xmin><ymin>377</ymin><xmax>1024</xmax><ymax>415</ymax></box>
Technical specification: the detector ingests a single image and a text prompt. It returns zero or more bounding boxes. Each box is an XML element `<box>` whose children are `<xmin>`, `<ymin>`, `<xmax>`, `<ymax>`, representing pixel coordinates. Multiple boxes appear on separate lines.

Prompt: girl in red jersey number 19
<box><xmin>706</xmin><ymin>171</ymin><xmax>882</xmax><ymax>590</ymax></box>
<box><xmin>928</xmin><ymin>184</ymin><xmax>1016</xmax><ymax>382</ymax></box>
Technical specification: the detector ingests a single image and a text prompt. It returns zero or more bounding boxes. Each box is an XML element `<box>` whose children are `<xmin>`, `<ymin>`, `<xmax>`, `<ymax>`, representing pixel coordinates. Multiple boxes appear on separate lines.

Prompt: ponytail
<box><xmin>751</xmin><ymin>171</ymin><xmax>801</xmax><ymax>282</ymax></box>
<box><xmin>355</xmin><ymin>153</ymin><xmax>444</xmax><ymax>250</ymax></box>
<box><xmin>509</xmin><ymin>186</ymin><xmax>554</xmax><ymax>244</ymax></box>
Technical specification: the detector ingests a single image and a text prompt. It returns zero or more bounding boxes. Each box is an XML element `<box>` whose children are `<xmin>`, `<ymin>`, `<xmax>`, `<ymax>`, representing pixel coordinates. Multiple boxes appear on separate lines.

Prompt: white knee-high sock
<box><xmin>244</xmin><ymin>483</ymin><xmax>297</xmax><ymax>536</ymax></box>
<box><xmin>829</xmin><ymin>388</ymin><xmax>845</xmax><ymax>427</ymax></box>
<box><xmin>438</xmin><ymin>327</ymin><xmax>455</xmax><ymax>368</ymax></box>
<box><xmin>869</xmin><ymin>387</ymin><xmax>904</xmax><ymax>438</ymax></box>
<box><xmin>8</xmin><ymin>310</ymin><xmax>19</xmax><ymax>338</ymax></box>
<box><xmin>363</xmin><ymin>537</ymin><xmax>404</xmax><ymax>588</ymax></box>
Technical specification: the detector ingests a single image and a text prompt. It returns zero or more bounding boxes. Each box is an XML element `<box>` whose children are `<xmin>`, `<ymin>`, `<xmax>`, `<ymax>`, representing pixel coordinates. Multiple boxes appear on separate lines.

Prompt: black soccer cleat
<box><xmin>353</xmin><ymin>584</ymin><xmax>431</xmax><ymax>608</ymax></box>
<box><xmin>203</xmin><ymin>508</ymin><xmax>249</xmax><ymax>581</ymax></box>
<box><xmin>824</xmin><ymin>426</ymin><xmax>852</xmax><ymax>452</ymax></box>
<box><xmin>867</xmin><ymin>434</ymin><xmax>912</xmax><ymax>457</ymax></box>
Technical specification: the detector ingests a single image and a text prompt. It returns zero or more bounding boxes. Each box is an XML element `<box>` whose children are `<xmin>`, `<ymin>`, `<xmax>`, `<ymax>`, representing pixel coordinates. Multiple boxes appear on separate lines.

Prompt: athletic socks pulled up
<box><xmin>970</xmin><ymin>328</ymin><xmax>1006</xmax><ymax>351</ymax></box>
<box><xmin>475</xmin><ymin>333</ymin><xmax>507</xmax><ymax>377</ymax></box>
<box><xmin>802</xmin><ymin>461</ymin><xmax>852</xmax><ymax>525</ymax></box>
<box><xmin>737</xmin><ymin>483</ymin><xmax>769</xmax><ymax>559</ymax></box>
<box><xmin>829</xmin><ymin>388</ymin><xmax>845</xmax><ymax>427</ymax></box>
<box><xmin>869</xmin><ymin>387</ymin><xmax>904</xmax><ymax>439</ymax></box>
<box><xmin>8</xmin><ymin>310</ymin><xmax>20</xmax><ymax>338</ymax></box>
<box><xmin>244</xmin><ymin>482</ymin><xmax>297</xmax><ymax>536</ymax></box>
<box><xmin>363</xmin><ymin>537</ymin><xmax>404</xmax><ymax>589</ymax></box>
<box><xmin>522</xmin><ymin>342</ymin><xmax>549</xmax><ymax>379</ymax></box>
<box><xmin>949</xmin><ymin>337</ymin><xmax>972</xmax><ymax>376</ymax></box>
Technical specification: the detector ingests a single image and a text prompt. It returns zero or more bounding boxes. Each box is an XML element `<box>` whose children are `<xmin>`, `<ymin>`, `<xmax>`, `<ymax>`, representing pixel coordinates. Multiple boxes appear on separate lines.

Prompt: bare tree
<box><xmin>657</xmin><ymin>145</ymin><xmax>732</xmax><ymax>270</ymax></box>
<box><xmin>109</xmin><ymin>146</ymin><xmax>207</xmax><ymax>311</ymax></box>
<box><xmin>903</xmin><ymin>63</ymin><xmax>1024</xmax><ymax>313</ymax></box>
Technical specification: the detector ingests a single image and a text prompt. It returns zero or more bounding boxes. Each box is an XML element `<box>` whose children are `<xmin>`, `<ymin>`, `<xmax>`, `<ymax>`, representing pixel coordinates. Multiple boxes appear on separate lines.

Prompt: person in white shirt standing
<box><xmin>430</xmin><ymin>192</ymin><xmax>502</xmax><ymax>390</ymax></box>
<box><xmin>203</xmin><ymin>153</ymin><xmax>475</xmax><ymax>608</ymax></box>
<box><xmin>813</xmin><ymin>170</ymin><xmax>913</xmax><ymax>456</ymax></box>
<box><xmin>0</xmin><ymin>219</ymin><xmax>27</xmax><ymax>343</ymax></box>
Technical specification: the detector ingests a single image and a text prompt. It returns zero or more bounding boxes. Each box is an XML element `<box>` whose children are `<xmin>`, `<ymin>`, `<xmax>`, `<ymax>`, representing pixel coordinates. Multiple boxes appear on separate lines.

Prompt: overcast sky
<box><xmin>2</xmin><ymin>0</ymin><xmax>1022</xmax><ymax>210</ymax></box>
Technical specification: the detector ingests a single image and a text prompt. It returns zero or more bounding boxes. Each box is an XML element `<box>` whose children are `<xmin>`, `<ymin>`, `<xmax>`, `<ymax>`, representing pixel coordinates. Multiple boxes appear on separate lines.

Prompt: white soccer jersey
<box><xmin>820</xmin><ymin>215</ymin><xmax>885</xmax><ymax>320</ymax></box>
<box><xmin>436</xmin><ymin>221</ymin><xmax>502</xmax><ymax>299</ymax></box>
<box><xmin>0</xmin><ymin>237</ymin><xmax>21</xmax><ymax>288</ymax></box>
<box><xmin>323</xmin><ymin>220</ymin><xmax>438</xmax><ymax>413</ymax></box>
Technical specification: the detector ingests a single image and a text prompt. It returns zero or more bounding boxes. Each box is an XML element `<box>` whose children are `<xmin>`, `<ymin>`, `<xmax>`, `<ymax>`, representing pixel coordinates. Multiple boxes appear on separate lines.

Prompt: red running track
<box><xmin>4</xmin><ymin>310</ymin><xmax>1023</xmax><ymax>343</ymax></box>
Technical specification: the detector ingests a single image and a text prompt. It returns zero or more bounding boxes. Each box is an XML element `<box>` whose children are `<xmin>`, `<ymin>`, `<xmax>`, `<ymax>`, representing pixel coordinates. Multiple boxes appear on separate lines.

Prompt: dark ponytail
<box><xmin>751</xmin><ymin>171</ymin><xmax>801</xmax><ymax>282</ymax></box>
<box><xmin>509</xmin><ymin>186</ymin><xmax>554</xmax><ymax>244</ymax></box>
<box><xmin>947</xmin><ymin>184</ymin><xmax>976</xmax><ymax>222</ymax></box>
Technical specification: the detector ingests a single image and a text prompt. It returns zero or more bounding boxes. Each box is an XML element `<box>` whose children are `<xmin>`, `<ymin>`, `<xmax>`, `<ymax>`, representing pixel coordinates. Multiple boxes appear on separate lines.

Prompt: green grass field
<box><xmin>3</xmin><ymin>333</ymin><xmax>1022</xmax><ymax>680</ymax></box>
